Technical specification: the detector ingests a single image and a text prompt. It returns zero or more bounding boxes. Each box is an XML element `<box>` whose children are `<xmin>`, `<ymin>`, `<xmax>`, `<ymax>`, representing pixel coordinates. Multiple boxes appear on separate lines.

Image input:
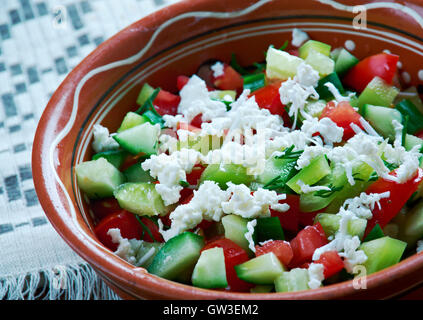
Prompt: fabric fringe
<box><xmin>0</xmin><ymin>263</ymin><xmax>121</xmax><ymax>300</ymax></box>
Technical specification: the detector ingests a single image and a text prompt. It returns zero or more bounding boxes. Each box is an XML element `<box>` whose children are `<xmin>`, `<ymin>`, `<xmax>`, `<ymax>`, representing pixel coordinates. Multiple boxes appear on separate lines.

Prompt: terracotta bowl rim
<box><xmin>32</xmin><ymin>0</ymin><xmax>423</xmax><ymax>299</ymax></box>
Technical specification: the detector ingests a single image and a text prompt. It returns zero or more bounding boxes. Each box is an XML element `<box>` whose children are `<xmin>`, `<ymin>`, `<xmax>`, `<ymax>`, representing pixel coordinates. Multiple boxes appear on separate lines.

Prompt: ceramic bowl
<box><xmin>33</xmin><ymin>0</ymin><xmax>423</xmax><ymax>299</ymax></box>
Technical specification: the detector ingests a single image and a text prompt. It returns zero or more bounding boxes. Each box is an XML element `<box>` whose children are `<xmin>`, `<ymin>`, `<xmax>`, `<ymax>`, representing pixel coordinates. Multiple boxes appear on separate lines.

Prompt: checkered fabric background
<box><xmin>0</xmin><ymin>0</ymin><xmax>180</xmax><ymax>300</ymax></box>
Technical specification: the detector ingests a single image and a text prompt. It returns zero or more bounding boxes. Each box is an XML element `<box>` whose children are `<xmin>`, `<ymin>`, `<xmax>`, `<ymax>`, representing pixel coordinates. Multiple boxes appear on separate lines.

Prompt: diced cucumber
<box><xmin>250</xmin><ymin>285</ymin><xmax>274</xmax><ymax>293</ymax></box>
<box><xmin>209</xmin><ymin>90</ymin><xmax>237</xmax><ymax>103</ymax></box>
<box><xmin>234</xmin><ymin>252</ymin><xmax>285</xmax><ymax>285</ymax></box>
<box><xmin>398</xmin><ymin>201</ymin><xmax>423</xmax><ymax>248</ymax></box>
<box><xmin>136</xmin><ymin>83</ymin><xmax>156</xmax><ymax>107</ymax></box>
<box><xmin>123</xmin><ymin>163</ymin><xmax>154</xmax><ymax>183</ymax></box>
<box><xmin>404</xmin><ymin>134</ymin><xmax>423</xmax><ymax>152</ymax></box>
<box><xmin>359</xmin><ymin>236</ymin><xmax>407</xmax><ymax>274</ymax></box>
<box><xmin>257</xmin><ymin>155</ymin><xmax>298</xmax><ymax>189</ymax></box>
<box><xmin>147</xmin><ymin>232</ymin><xmax>204</xmax><ymax>280</ymax></box>
<box><xmin>113</xmin><ymin>182</ymin><xmax>167</xmax><ymax>216</ymax></box>
<box><xmin>305</xmin><ymin>49</ymin><xmax>335</xmax><ymax>77</ymax></box>
<box><xmin>221</xmin><ymin>215</ymin><xmax>251</xmax><ymax>254</ymax></box>
<box><xmin>395</xmin><ymin>99</ymin><xmax>423</xmax><ymax>135</ymax></box>
<box><xmin>91</xmin><ymin>149</ymin><xmax>128</xmax><ymax>169</ymax></box>
<box><xmin>286</xmin><ymin>155</ymin><xmax>331</xmax><ymax>194</ymax></box>
<box><xmin>324</xmin><ymin>162</ymin><xmax>374</xmax><ymax>213</ymax></box>
<box><xmin>330</xmin><ymin>48</ymin><xmax>342</xmax><ymax>61</ymax></box>
<box><xmin>191</xmin><ymin>247</ymin><xmax>228</xmax><ymax>289</ymax></box>
<box><xmin>357</xmin><ymin>77</ymin><xmax>399</xmax><ymax>112</ymax></box>
<box><xmin>266</xmin><ymin>47</ymin><xmax>304</xmax><ymax>80</ymax></box>
<box><xmin>361</xmin><ymin>104</ymin><xmax>403</xmax><ymax>140</ymax></box>
<box><xmin>363</xmin><ymin>224</ymin><xmax>384</xmax><ymax>242</ymax></box>
<box><xmin>274</xmin><ymin>268</ymin><xmax>310</xmax><ymax>292</ymax></box>
<box><xmin>75</xmin><ymin>158</ymin><xmax>125</xmax><ymax>199</ymax></box>
<box><xmin>299</xmin><ymin>40</ymin><xmax>331</xmax><ymax>59</ymax></box>
<box><xmin>254</xmin><ymin>217</ymin><xmax>285</xmax><ymax>242</ymax></box>
<box><xmin>315</xmin><ymin>72</ymin><xmax>345</xmax><ymax>100</ymax></box>
<box><xmin>117</xmin><ymin>112</ymin><xmax>148</xmax><ymax>133</ymax></box>
<box><xmin>133</xmin><ymin>241</ymin><xmax>163</xmax><ymax>268</ymax></box>
<box><xmin>314</xmin><ymin>213</ymin><xmax>367</xmax><ymax>240</ymax></box>
<box><xmin>199</xmin><ymin>164</ymin><xmax>253</xmax><ymax>190</ymax></box>
<box><xmin>334</xmin><ymin>48</ymin><xmax>359</xmax><ymax>75</ymax></box>
<box><xmin>113</xmin><ymin>122</ymin><xmax>160</xmax><ymax>155</ymax></box>
<box><xmin>394</xmin><ymin>86</ymin><xmax>423</xmax><ymax>115</ymax></box>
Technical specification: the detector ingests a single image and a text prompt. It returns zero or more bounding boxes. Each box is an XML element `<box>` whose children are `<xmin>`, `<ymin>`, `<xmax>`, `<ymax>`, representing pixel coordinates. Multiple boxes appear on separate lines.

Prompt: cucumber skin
<box><xmin>123</xmin><ymin>163</ymin><xmax>154</xmax><ymax>183</ymax></box>
<box><xmin>191</xmin><ymin>247</ymin><xmax>228</xmax><ymax>289</ymax></box>
<box><xmin>147</xmin><ymin>232</ymin><xmax>205</xmax><ymax>280</ymax></box>
<box><xmin>199</xmin><ymin>164</ymin><xmax>253</xmax><ymax>190</ymax></box>
<box><xmin>358</xmin><ymin>77</ymin><xmax>399</xmax><ymax>112</ymax></box>
<box><xmin>92</xmin><ymin>149</ymin><xmax>128</xmax><ymax>169</ymax></box>
<box><xmin>117</xmin><ymin>112</ymin><xmax>148</xmax><ymax>133</ymax></box>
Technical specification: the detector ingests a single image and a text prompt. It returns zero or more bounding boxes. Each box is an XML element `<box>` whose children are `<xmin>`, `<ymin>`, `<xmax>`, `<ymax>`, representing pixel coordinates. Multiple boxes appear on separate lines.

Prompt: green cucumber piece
<box><xmin>199</xmin><ymin>164</ymin><xmax>253</xmax><ymax>190</ymax></box>
<box><xmin>147</xmin><ymin>232</ymin><xmax>204</xmax><ymax>280</ymax></box>
<box><xmin>394</xmin><ymin>87</ymin><xmax>423</xmax><ymax>115</ymax></box>
<box><xmin>404</xmin><ymin>134</ymin><xmax>423</xmax><ymax>152</ymax></box>
<box><xmin>75</xmin><ymin>158</ymin><xmax>125</xmax><ymax>199</ymax></box>
<box><xmin>363</xmin><ymin>224</ymin><xmax>384</xmax><ymax>242</ymax></box>
<box><xmin>254</xmin><ymin>217</ymin><xmax>285</xmax><ymax>242</ymax></box>
<box><xmin>221</xmin><ymin>215</ymin><xmax>251</xmax><ymax>254</ymax></box>
<box><xmin>209</xmin><ymin>90</ymin><xmax>237</xmax><ymax>101</ymax></box>
<box><xmin>359</xmin><ymin>236</ymin><xmax>407</xmax><ymax>274</ymax></box>
<box><xmin>258</xmin><ymin>155</ymin><xmax>298</xmax><ymax>191</ymax></box>
<box><xmin>243</xmin><ymin>73</ymin><xmax>266</xmax><ymax>92</ymax></box>
<box><xmin>136</xmin><ymin>83</ymin><xmax>156</xmax><ymax>107</ymax></box>
<box><xmin>234</xmin><ymin>252</ymin><xmax>285</xmax><ymax>285</ymax></box>
<box><xmin>314</xmin><ymin>213</ymin><xmax>367</xmax><ymax>240</ymax></box>
<box><xmin>398</xmin><ymin>201</ymin><xmax>423</xmax><ymax>248</ymax></box>
<box><xmin>315</xmin><ymin>72</ymin><xmax>345</xmax><ymax>100</ymax></box>
<box><xmin>361</xmin><ymin>104</ymin><xmax>403</xmax><ymax>140</ymax></box>
<box><xmin>395</xmin><ymin>99</ymin><xmax>423</xmax><ymax>135</ymax></box>
<box><xmin>92</xmin><ymin>149</ymin><xmax>128</xmax><ymax>169</ymax></box>
<box><xmin>113</xmin><ymin>122</ymin><xmax>160</xmax><ymax>155</ymax></box>
<box><xmin>286</xmin><ymin>155</ymin><xmax>331</xmax><ymax>194</ymax></box>
<box><xmin>299</xmin><ymin>40</ymin><xmax>331</xmax><ymax>59</ymax></box>
<box><xmin>133</xmin><ymin>241</ymin><xmax>163</xmax><ymax>268</ymax></box>
<box><xmin>334</xmin><ymin>48</ymin><xmax>359</xmax><ymax>75</ymax></box>
<box><xmin>250</xmin><ymin>285</ymin><xmax>274</xmax><ymax>293</ymax></box>
<box><xmin>330</xmin><ymin>48</ymin><xmax>342</xmax><ymax>61</ymax></box>
<box><xmin>191</xmin><ymin>247</ymin><xmax>228</xmax><ymax>289</ymax></box>
<box><xmin>117</xmin><ymin>112</ymin><xmax>148</xmax><ymax>133</ymax></box>
<box><xmin>357</xmin><ymin>77</ymin><xmax>399</xmax><ymax>112</ymax></box>
<box><xmin>305</xmin><ymin>49</ymin><xmax>335</xmax><ymax>77</ymax></box>
<box><xmin>274</xmin><ymin>268</ymin><xmax>310</xmax><ymax>292</ymax></box>
<box><xmin>113</xmin><ymin>182</ymin><xmax>167</xmax><ymax>216</ymax></box>
<box><xmin>266</xmin><ymin>47</ymin><xmax>303</xmax><ymax>80</ymax></box>
<box><xmin>123</xmin><ymin>163</ymin><xmax>154</xmax><ymax>183</ymax></box>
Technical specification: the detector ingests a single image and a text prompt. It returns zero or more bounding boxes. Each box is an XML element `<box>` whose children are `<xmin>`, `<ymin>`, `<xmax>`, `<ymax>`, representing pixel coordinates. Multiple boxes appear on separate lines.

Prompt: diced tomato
<box><xmin>416</xmin><ymin>129</ymin><xmax>423</xmax><ymax>140</ymax></box>
<box><xmin>251</xmin><ymin>81</ymin><xmax>286</xmax><ymax>116</ymax></box>
<box><xmin>212</xmin><ymin>63</ymin><xmax>244</xmax><ymax>94</ymax></box>
<box><xmin>364</xmin><ymin>168</ymin><xmax>423</xmax><ymax>236</ymax></box>
<box><xmin>94</xmin><ymin>210</ymin><xmax>143</xmax><ymax>251</ymax></box>
<box><xmin>180</xmin><ymin>189</ymin><xmax>194</xmax><ymax>204</ymax></box>
<box><xmin>138</xmin><ymin>217</ymin><xmax>164</xmax><ymax>243</ymax></box>
<box><xmin>320</xmin><ymin>101</ymin><xmax>364</xmax><ymax>141</ymax></box>
<box><xmin>177</xmin><ymin>75</ymin><xmax>190</xmax><ymax>91</ymax></box>
<box><xmin>90</xmin><ymin>198</ymin><xmax>122</xmax><ymax>221</ymax></box>
<box><xmin>186</xmin><ymin>164</ymin><xmax>205</xmax><ymax>186</ymax></box>
<box><xmin>177</xmin><ymin>121</ymin><xmax>202</xmax><ymax>133</ymax></box>
<box><xmin>190</xmin><ymin>114</ymin><xmax>203</xmax><ymax>128</ymax></box>
<box><xmin>314</xmin><ymin>251</ymin><xmax>344</xmax><ymax>278</ymax></box>
<box><xmin>202</xmin><ymin>238</ymin><xmax>254</xmax><ymax>292</ymax></box>
<box><xmin>255</xmin><ymin>240</ymin><xmax>293</xmax><ymax>267</ymax></box>
<box><xmin>299</xmin><ymin>210</ymin><xmax>325</xmax><ymax>228</ymax></box>
<box><xmin>289</xmin><ymin>223</ymin><xmax>328</xmax><ymax>267</ymax></box>
<box><xmin>270</xmin><ymin>194</ymin><xmax>300</xmax><ymax>232</ymax></box>
<box><xmin>288</xmin><ymin>49</ymin><xmax>299</xmax><ymax>57</ymax></box>
<box><xmin>153</xmin><ymin>89</ymin><xmax>181</xmax><ymax>116</ymax></box>
<box><xmin>343</xmin><ymin>53</ymin><xmax>399</xmax><ymax>92</ymax></box>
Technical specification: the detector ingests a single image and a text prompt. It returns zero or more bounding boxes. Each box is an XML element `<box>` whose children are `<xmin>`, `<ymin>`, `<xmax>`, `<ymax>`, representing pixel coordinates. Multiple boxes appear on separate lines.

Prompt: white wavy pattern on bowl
<box><xmin>48</xmin><ymin>0</ymin><xmax>423</xmax><ymax>275</ymax></box>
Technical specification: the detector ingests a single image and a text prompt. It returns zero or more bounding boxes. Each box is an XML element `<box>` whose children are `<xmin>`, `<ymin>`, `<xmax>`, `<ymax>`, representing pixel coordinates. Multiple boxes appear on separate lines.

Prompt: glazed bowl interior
<box><xmin>33</xmin><ymin>0</ymin><xmax>423</xmax><ymax>299</ymax></box>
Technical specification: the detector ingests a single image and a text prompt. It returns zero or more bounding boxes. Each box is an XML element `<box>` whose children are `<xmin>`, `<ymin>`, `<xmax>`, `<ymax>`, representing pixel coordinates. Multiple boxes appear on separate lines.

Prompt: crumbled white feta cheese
<box><xmin>107</xmin><ymin>228</ymin><xmax>138</xmax><ymax>265</ymax></box>
<box><xmin>301</xmin><ymin>117</ymin><xmax>344</xmax><ymax>147</ymax></box>
<box><xmin>92</xmin><ymin>124</ymin><xmax>120</xmax><ymax>153</ymax></box>
<box><xmin>307</xmin><ymin>263</ymin><xmax>325</xmax><ymax>289</ymax></box>
<box><xmin>245</xmin><ymin>219</ymin><xmax>257</xmax><ymax>252</ymax></box>
<box><xmin>291</xmin><ymin>28</ymin><xmax>310</xmax><ymax>47</ymax></box>
<box><xmin>296</xmin><ymin>179</ymin><xmax>331</xmax><ymax>194</ymax></box>
<box><xmin>324</xmin><ymin>83</ymin><xmax>355</xmax><ymax>104</ymax></box>
<box><xmin>211</xmin><ymin>61</ymin><xmax>225</xmax><ymax>78</ymax></box>
<box><xmin>163</xmin><ymin>114</ymin><xmax>185</xmax><ymax>130</ymax></box>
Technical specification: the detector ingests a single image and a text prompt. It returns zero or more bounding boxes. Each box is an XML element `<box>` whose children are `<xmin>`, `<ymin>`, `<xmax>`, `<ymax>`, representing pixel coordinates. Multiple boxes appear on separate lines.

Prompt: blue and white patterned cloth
<box><xmin>0</xmin><ymin>0</ymin><xmax>179</xmax><ymax>300</ymax></box>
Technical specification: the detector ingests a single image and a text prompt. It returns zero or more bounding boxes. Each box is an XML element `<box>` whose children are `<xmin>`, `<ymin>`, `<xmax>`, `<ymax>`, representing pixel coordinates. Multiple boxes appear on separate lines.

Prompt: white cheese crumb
<box><xmin>291</xmin><ymin>28</ymin><xmax>310</xmax><ymax>47</ymax></box>
<box><xmin>211</xmin><ymin>61</ymin><xmax>225</xmax><ymax>78</ymax></box>
<box><xmin>107</xmin><ymin>228</ymin><xmax>138</xmax><ymax>265</ymax></box>
<box><xmin>307</xmin><ymin>263</ymin><xmax>325</xmax><ymax>289</ymax></box>
<box><xmin>296</xmin><ymin>179</ymin><xmax>332</xmax><ymax>194</ymax></box>
<box><xmin>245</xmin><ymin>219</ymin><xmax>257</xmax><ymax>253</ymax></box>
<box><xmin>92</xmin><ymin>124</ymin><xmax>120</xmax><ymax>153</ymax></box>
